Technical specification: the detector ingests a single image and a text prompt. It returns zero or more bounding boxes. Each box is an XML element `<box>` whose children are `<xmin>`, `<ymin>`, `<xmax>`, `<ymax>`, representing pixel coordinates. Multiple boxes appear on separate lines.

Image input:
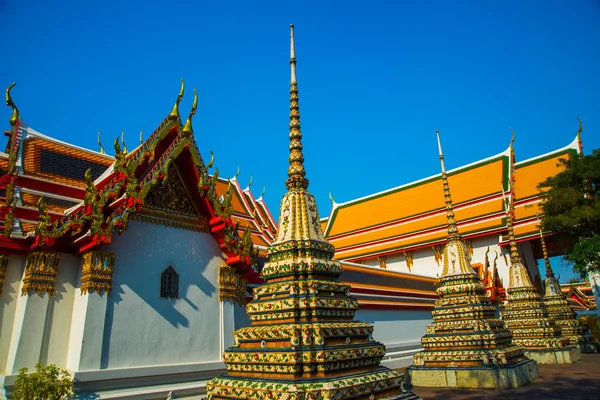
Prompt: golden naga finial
<box><xmin>206</xmin><ymin>149</ymin><xmax>214</xmax><ymax>169</ymax></box>
<box><xmin>170</xmin><ymin>78</ymin><xmax>185</xmax><ymax>119</ymax></box>
<box><xmin>248</xmin><ymin>174</ymin><xmax>253</xmax><ymax>189</ymax></box>
<box><xmin>139</xmin><ymin>129</ymin><xmax>143</xmax><ymax>145</ymax></box>
<box><xmin>260</xmin><ymin>185</ymin><xmax>266</xmax><ymax>199</ymax></box>
<box><xmin>436</xmin><ymin>130</ymin><xmax>459</xmax><ymax>239</ymax></box>
<box><xmin>329</xmin><ymin>190</ymin><xmax>335</xmax><ymax>204</ymax></box>
<box><xmin>233</xmin><ymin>165</ymin><xmax>240</xmax><ymax>180</ymax></box>
<box><xmin>182</xmin><ymin>88</ymin><xmax>198</xmax><ymax>136</ymax></box>
<box><xmin>286</xmin><ymin>24</ymin><xmax>308</xmax><ymax>191</ymax></box>
<box><xmin>98</xmin><ymin>130</ymin><xmax>105</xmax><ymax>154</ymax></box>
<box><xmin>576</xmin><ymin>117</ymin><xmax>583</xmax><ymax>136</ymax></box>
<box><xmin>6</xmin><ymin>82</ymin><xmax>19</xmax><ymax>127</ymax></box>
<box><xmin>121</xmin><ymin>130</ymin><xmax>128</xmax><ymax>155</ymax></box>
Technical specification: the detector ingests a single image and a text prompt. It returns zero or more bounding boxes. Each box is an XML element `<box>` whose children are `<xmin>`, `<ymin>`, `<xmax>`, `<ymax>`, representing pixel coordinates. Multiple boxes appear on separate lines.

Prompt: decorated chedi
<box><xmin>407</xmin><ymin>131</ymin><xmax>538</xmax><ymax>389</ymax></box>
<box><xmin>538</xmin><ymin>217</ymin><xmax>584</xmax><ymax>349</ymax></box>
<box><xmin>500</xmin><ymin>136</ymin><xmax>580</xmax><ymax>364</ymax></box>
<box><xmin>206</xmin><ymin>25</ymin><xmax>418</xmax><ymax>400</ymax></box>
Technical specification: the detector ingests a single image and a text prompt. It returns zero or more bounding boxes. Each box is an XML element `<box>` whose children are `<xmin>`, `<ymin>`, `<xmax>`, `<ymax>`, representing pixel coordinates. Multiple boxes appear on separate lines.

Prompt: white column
<box><xmin>4</xmin><ymin>291</ymin><xmax>52</xmax><ymax>373</ymax></box>
<box><xmin>66</xmin><ymin>291</ymin><xmax>109</xmax><ymax>371</ymax></box>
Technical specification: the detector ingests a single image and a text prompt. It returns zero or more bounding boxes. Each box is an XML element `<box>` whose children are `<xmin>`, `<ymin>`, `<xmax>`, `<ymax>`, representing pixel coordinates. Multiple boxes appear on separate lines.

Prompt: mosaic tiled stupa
<box><xmin>206</xmin><ymin>25</ymin><xmax>418</xmax><ymax>400</ymax></box>
<box><xmin>500</xmin><ymin>138</ymin><xmax>580</xmax><ymax>365</ymax></box>
<box><xmin>538</xmin><ymin>218</ymin><xmax>584</xmax><ymax>348</ymax></box>
<box><xmin>407</xmin><ymin>131</ymin><xmax>537</xmax><ymax>389</ymax></box>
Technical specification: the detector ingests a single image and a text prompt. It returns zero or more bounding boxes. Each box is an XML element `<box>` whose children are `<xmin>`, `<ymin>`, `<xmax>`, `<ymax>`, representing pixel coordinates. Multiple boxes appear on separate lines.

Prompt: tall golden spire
<box><xmin>506</xmin><ymin>130</ymin><xmax>521</xmax><ymax>265</ymax></box>
<box><xmin>436</xmin><ymin>130</ymin><xmax>459</xmax><ymax>239</ymax></box>
<box><xmin>537</xmin><ymin>215</ymin><xmax>554</xmax><ymax>278</ymax></box>
<box><xmin>286</xmin><ymin>24</ymin><xmax>308</xmax><ymax>190</ymax></box>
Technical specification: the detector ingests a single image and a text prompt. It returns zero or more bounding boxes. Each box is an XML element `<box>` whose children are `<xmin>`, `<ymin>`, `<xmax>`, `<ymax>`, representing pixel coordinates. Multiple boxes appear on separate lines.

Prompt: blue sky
<box><xmin>1</xmin><ymin>1</ymin><xmax>598</xmax><ymax>282</ymax></box>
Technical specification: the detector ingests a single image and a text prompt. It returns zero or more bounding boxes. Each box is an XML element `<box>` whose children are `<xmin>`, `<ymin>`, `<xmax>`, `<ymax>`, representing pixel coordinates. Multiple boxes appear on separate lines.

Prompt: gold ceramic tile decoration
<box><xmin>408</xmin><ymin>131</ymin><xmax>538</xmax><ymax>389</ymax></box>
<box><xmin>500</xmin><ymin>136</ymin><xmax>580</xmax><ymax>364</ymax></box>
<box><xmin>206</xmin><ymin>25</ymin><xmax>418</xmax><ymax>400</ymax></box>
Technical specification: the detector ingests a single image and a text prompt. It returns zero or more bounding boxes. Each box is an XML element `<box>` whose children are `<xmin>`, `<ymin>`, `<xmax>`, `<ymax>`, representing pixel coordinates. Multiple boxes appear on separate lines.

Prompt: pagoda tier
<box><xmin>408</xmin><ymin>131</ymin><xmax>538</xmax><ymax>389</ymax></box>
<box><xmin>206</xmin><ymin>26</ymin><xmax>418</xmax><ymax>400</ymax></box>
<box><xmin>539</xmin><ymin>226</ymin><xmax>584</xmax><ymax>348</ymax></box>
<box><xmin>500</xmin><ymin>139</ymin><xmax>580</xmax><ymax>365</ymax></box>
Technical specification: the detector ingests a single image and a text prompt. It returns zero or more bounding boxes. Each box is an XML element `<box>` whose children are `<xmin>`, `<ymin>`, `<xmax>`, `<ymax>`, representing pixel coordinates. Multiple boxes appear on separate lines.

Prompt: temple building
<box><xmin>0</xmin><ymin>35</ymin><xmax>587</xmax><ymax>400</ymax></box>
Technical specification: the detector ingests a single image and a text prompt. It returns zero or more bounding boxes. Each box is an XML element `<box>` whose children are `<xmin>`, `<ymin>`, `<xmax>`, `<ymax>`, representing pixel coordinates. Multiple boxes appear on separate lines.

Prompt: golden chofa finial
<box><xmin>6</xmin><ymin>82</ymin><xmax>19</xmax><ymax>127</ymax></box>
<box><xmin>98</xmin><ymin>130</ymin><xmax>105</xmax><ymax>154</ymax></box>
<box><xmin>182</xmin><ymin>88</ymin><xmax>198</xmax><ymax>136</ymax></box>
<box><xmin>436</xmin><ymin>130</ymin><xmax>459</xmax><ymax>238</ymax></box>
<box><xmin>170</xmin><ymin>78</ymin><xmax>185</xmax><ymax>120</ymax></box>
<box><xmin>286</xmin><ymin>24</ymin><xmax>308</xmax><ymax>190</ymax></box>
<box><xmin>139</xmin><ymin>129</ymin><xmax>143</xmax><ymax>145</ymax></box>
<box><xmin>577</xmin><ymin>117</ymin><xmax>583</xmax><ymax>136</ymax></box>
<box><xmin>121</xmin><ymin>130</ymin><xmax>128</xmax><ymax>154</ymax></box>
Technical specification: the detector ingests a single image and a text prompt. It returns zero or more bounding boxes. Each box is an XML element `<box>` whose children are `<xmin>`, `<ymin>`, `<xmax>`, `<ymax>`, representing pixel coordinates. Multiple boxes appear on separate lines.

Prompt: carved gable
<box><xmin>134</xmin><ymin>167</ymin><xmax>209</xmax><ymax>232</ymax></box>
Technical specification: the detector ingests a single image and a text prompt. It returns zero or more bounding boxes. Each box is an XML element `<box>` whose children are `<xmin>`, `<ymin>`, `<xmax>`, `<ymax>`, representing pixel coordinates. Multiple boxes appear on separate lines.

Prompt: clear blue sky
<box><xmin>1</xmin><ymin>1</ymin><xmax>598</xmax><ymax>282</ymax></box>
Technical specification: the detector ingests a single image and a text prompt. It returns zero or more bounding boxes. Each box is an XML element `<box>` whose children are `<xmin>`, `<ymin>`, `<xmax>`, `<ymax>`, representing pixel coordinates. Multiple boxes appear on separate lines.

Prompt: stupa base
<box><xmin>406</xmin><ymin>359</ymin><xmax>538</xmax><ymax>389</ymax></box>
<box><xmin>525</xmin><ymin>346</ymin><xmax>581</xmax><ymax>364</ymax></box>
<box><xmin>206</xmin><ymin>368</ymin><xmax>420</xmax><ymax>400</ymax></box>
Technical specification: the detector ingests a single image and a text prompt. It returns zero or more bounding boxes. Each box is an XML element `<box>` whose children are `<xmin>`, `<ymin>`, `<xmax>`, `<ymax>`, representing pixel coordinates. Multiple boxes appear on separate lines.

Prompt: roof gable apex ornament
<box><xmin>5</xmin><ymin>82</ymin><xmax>19</xmax><ymax>127</ymax></box>
<box><xmin>182</xmin><ymin>88</ymin><xmax>197</xmax><ymax>137</ymax></box>
<box><xmin>170</xmin><ymin>78</ymin><xmax>185</xmax><ymax>120</ymax></box>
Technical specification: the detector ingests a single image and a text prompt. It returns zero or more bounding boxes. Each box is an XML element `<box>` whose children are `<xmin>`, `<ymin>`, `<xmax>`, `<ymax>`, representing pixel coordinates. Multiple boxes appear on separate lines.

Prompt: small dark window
<box><xmin>160</xmin><ymin>266</ymin><xmax>179</xmax><ymax>299</ymax></box>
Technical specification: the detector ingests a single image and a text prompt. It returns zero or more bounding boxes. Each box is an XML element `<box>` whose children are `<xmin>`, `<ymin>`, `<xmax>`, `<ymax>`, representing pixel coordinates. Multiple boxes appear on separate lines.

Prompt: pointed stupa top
<box><xmin>269</xmin><ymin>24</ymin><xmax>331</xmax><ymax>254</ymax></box>
<box><xmin>504</xmin><ymin>132</ymin><xmax>534</xmax><ymax>288</ymax></box>
<box><xmin>285</xmin><ymin>24</ymin><xmax>309</xmax><ymax>191</ymax></box>
<box><xmin>436</xmin><ymin>130</ymin><xmax>475</xmax><ymax>277</ymax></box>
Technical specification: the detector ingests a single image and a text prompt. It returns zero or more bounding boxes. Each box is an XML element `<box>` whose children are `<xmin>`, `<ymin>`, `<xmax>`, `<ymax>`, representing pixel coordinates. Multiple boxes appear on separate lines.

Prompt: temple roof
<box><xmin>0</xmin><ymin>118</ymin><xmax>276</xmax><ymax>246</ymax></box>
<box><xmin>321</xmin><ymin>137</ymin><xmax>580</xmax><ymax>261</ymax></box>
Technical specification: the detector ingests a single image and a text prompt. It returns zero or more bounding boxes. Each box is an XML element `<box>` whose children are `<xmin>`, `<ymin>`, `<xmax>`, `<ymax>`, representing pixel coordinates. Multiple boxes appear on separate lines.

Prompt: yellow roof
<box><xmin>323</xmin><ymin>137</ymin><xmax>579</xmax><ymax>261</ymax></box>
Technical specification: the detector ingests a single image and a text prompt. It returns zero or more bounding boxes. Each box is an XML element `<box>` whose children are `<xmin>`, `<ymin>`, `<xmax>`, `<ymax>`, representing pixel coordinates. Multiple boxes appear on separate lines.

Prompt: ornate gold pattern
<box><xmin>411</xmin><ymin>131</ymin><xmax>528</xmax><ymax>377</ymax></box>
<box><xmin>218</xmin><ymin>264</ymin><xmax>247</xmax><ymax>306</ymax></box>
<box><xmin>144</xmin><ymin>167</ymin><xmax>197</xmax><ymax>216</ymax></box>
<box><xmin>206</xmin><ymin>25</ymin><xmax>415</xmax><ymax>400</ymax></box>
<box><xmin>81</xmin><ymin>250</ymin><xmax>115</xmax><ymax>295</ymax></box>
<box><xmin>4</xmin><ymin>83</ymin><xmax>21</xmax><ymax>235</ymax></box>
<box><xmin>433</xmin><ymin>245</ymin><xmax>443</xmax><ymax>265</ymax></box>
<box><xmin>538</xmin><ymin>217</ymin><xmax>584</xmax><ymax>347</ymax></box>
<box><xmin>22</xmin><ymin>251</ymin><xmax>60</xmax><ymax>296</ymax></box>
<box><xmin>377</xmin><ymin>255</ymin><xmax>387</xmax><ymax>269</ymax></box>
<box><xmin>501</xmin><ymin>135</ymin><xmax>572</xmax><ymax>356</ymax></box>
<box><xmin>404</xmin><ymin>250</ymin><xmax>413</xmax><ymax>272</ymax></box>
<box><xmin>464</xmin><ymin>239</ymin><xmax>474</xmax><ymax>262</ymax></box>
<box><xmin>0</xmin><ymin>254</ymin><xmax>9</xmax><ymax>295</ymax></box>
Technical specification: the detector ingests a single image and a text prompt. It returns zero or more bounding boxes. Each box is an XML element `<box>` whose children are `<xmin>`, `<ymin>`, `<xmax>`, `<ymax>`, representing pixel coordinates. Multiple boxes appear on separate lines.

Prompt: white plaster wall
<box><xmin>44</xmin><ymin>254</ymin><xmax>78</xmax><ymax>368</ymax></box>
<box><xmin>355</xmin><ymin>308</ymin><xmax>431</xmax><ymax>348</ymax></box>
<box><xmin>0</xmin><ymin>255</ymin><xmax>25</xmax><ymax>374</ymax></box>
<box><xmin>102</xmin><ymin>221</ymin><xmax>225</xmax><ymax>369</ymax></box>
